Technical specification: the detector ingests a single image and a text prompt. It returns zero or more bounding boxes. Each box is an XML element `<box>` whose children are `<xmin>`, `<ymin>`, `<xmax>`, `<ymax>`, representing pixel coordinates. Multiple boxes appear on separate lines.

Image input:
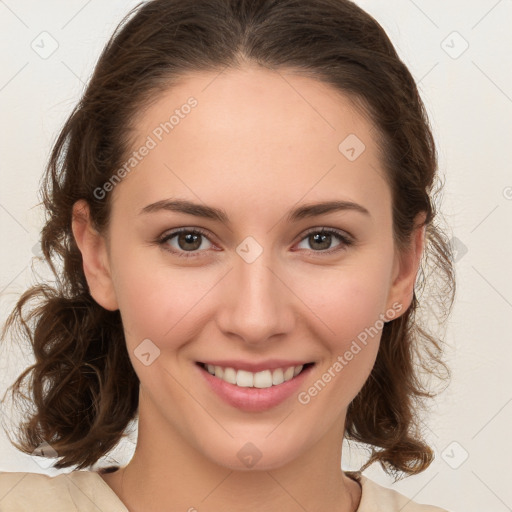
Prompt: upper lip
<box><xmin>198</xmin><ymin>359</ymin><xmax>314</xmax><ymax>373</ymax></box>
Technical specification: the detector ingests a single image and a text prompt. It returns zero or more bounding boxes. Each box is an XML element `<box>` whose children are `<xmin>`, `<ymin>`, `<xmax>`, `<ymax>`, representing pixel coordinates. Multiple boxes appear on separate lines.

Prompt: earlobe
<box><xmin>71</xmin><ymin>200</ymin><xmax>119</xmax><ymax>311</ymax></box>
<box><xmin>385</xmin><ymin>215</ymin><xmax>427</xmax><ymax>318</ymax></box>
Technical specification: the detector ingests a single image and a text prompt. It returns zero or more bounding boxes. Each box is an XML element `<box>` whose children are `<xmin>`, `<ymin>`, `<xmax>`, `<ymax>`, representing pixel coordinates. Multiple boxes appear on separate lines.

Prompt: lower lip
<box><xmin>196</xmin><ymin>363</ymin><xmax>314</xmax><ymax>412</ymax></box>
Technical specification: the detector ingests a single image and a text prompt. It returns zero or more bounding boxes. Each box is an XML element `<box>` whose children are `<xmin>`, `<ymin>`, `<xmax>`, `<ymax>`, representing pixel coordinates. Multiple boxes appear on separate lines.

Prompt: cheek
<box><xmin>299</xmin><ymin>258</ymin><xmax>392</xmax><ymax>346</ymax></box>
<box><xmin>110</xmin><ymin>248</ymin><xmax>220</xmax><ymax>350</ymax></box>
<box><xmin>293</xmin><ymin>257</ymin><xmax>392</xmax><ymax>399</ymax></box>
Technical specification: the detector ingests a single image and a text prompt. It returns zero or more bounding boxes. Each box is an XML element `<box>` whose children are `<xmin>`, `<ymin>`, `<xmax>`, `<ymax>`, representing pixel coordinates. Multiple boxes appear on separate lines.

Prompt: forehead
<box><xmin>134</xmin><ymin>65</ymin><xmax>377</xmax><ymax>152</ymax></box>
<box><xmin>112</xmin><ymin>65</ymin><xmax>389</xmax><ymax>220</ymax></box>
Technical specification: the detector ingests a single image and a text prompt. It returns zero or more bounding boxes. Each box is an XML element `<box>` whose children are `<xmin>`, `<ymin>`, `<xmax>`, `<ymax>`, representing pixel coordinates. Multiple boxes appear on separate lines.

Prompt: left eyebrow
<box><xmin>286</xmin><ymin>200</ymin><xmax>371</xmax><ymax>222</ymax></box>
<box><xmin>139</xmin><ymin>198</ymin><xmax>371</xmax><ymax>223</ymax></box>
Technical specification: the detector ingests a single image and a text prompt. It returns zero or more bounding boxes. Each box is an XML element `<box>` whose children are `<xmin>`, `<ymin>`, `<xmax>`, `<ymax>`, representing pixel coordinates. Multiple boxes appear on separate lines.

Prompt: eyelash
<box><xmin>156</xmin><ymin>227</ymin><xmax>354</xmax><ymax>259</ymax></box>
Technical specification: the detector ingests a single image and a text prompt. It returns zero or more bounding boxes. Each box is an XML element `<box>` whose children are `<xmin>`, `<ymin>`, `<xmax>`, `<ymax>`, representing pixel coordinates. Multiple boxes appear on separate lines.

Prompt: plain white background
<box><xmin>0</xmin><ymin>1</ymin><xmax>511</xmax><ymax>511</ymax></box>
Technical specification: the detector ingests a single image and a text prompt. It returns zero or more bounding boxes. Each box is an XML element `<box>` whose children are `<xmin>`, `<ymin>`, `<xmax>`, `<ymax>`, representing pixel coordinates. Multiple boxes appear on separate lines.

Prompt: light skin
<box><xmin>72</xmin><ymin>65</ymin><xmax>426</xmax><ymax>512</ymax></box>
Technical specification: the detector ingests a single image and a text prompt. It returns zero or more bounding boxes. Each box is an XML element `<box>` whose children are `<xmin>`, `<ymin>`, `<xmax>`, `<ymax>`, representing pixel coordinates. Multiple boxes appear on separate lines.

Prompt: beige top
<box><xmin>0</xmin><ymin>469</ymin><xmax>450</xmax><ymax>511</ymax></box>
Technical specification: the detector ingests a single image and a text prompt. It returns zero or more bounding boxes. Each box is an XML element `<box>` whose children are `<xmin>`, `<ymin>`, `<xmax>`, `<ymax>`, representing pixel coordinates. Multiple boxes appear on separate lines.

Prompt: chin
<box><xmin>195</xmin><ymin>427</ymin><xmax>311</xmax><ymax>472</ymax></box>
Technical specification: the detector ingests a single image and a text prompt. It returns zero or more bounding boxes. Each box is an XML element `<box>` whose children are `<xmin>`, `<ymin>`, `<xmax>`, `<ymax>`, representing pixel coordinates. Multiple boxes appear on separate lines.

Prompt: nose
<box><xmin>215</xmin><ymin>249</ymin><xmax>296</xmax><ymax>347</ymax></box>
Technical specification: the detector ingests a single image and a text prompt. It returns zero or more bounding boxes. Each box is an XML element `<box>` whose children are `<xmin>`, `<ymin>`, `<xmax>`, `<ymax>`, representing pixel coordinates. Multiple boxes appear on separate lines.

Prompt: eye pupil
<box><xmin>310</xmin><ymin>232</ymin><xmax>331</xmax><ymax>250</ymax></box>
<box><xmin>178</xmin><ymin>232</ymin><xmax>202</xmax><ymax>251</ymax></box>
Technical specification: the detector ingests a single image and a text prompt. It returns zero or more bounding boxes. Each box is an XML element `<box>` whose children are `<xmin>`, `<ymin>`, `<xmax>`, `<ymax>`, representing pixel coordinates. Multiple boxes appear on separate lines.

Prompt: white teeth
<box><xmin>272</xmin><ymin>368</ymin><xmax>284</xmax><ymax>385</ymax></box>
<box><xmin>203</xmin><ymin>363</ymin><xmax>307</xmax><ymax>388</ymax></box>
<box><xmin>236</xmin><ymin>370</ymin><xmax>254</xmax><ymax>387</ymax></box>
<box><xmin>283</xmin><ymin>366</ymin><xmax>295</xmax><ymax>380</ymax></box>
<box><xmin>253</xmin><ymin>370</ymin><xmax>273</xmax><ymax>389</ymax></box>
<box><xmin>222</xmin><ymin>367</ymin><xmax>236</xmax><ymax>384</ymax></box>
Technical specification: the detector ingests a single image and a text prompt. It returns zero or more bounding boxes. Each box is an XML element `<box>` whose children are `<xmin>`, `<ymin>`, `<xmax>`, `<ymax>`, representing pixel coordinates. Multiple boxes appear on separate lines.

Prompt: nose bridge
<box><xmin>217</xmin><ymin>243</ymin><xmax>294</xmax><ymax>344</ymax></box>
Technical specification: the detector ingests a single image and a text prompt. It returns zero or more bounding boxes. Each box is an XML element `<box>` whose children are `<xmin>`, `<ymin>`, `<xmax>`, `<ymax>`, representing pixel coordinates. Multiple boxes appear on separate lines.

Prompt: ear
<box><xmin>71</xmin><ymin>199</ymin><xmax>119</xmax><ymax>311</ymax></box>
<box><xmin>385</xmin><ymin>212</ymin><xmax>427</xmax><ymax>319</ymax></box>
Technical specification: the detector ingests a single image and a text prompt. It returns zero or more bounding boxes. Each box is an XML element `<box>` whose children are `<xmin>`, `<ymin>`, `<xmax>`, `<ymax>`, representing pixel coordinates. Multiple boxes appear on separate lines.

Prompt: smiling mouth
<box><xmin>196</xmin><ymin>361</ymin><xmax>315</xmax><ymax>389</ymax></box>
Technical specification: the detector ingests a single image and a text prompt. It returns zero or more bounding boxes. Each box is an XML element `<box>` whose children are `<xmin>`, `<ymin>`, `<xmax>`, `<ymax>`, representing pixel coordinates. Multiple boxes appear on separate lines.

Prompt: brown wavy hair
<box><xmin>1</xmin><ymin>0</ymin><xmax>455</xmax><ymax>478</ymax></box>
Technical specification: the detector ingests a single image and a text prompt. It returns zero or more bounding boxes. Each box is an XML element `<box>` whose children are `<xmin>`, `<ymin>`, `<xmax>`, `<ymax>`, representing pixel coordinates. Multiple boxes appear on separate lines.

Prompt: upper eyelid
<box><xmin>160</xmin><ymin>227</ymin><xmax>214</xmax><ymax>244</ymax></box>
<box><xmin>300</xmin><ymin>226</ymin><xmax>353</xmax><ymax>241</ymax></box>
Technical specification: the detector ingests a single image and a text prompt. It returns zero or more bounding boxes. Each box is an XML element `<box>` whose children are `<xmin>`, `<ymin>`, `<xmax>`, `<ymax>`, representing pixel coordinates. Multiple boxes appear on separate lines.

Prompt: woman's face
<box><xmin>74</xmin><ymin>65</ymin><xmax>422</xmax><ymax>470</ymax></box>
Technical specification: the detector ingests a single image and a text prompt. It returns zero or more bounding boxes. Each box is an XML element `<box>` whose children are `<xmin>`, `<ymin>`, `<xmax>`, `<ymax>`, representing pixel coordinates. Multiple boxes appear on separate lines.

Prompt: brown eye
<box><xmin>176</xmin><ymin>232</ymin><xmax>203</xmax><ymax>251</ymax></box>
<box><xmin>296</xmin><ymin>228</ymin><xmax>353</xmax><ymax>254</ymax></box>
<box><xmin>159</xmin><ymin>228</ymin><xmax>213</xmax><ymax>258</ymax></box>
